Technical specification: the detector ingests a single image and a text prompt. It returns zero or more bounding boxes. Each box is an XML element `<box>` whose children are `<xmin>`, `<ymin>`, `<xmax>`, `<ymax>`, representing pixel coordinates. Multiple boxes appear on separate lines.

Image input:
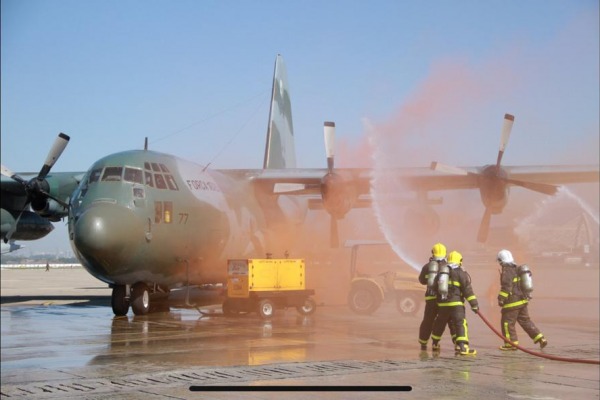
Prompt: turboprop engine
<box><xmin>319</xmin><ymin>122</ymin><xmax>360</xmax><ymax>247</ymax></box>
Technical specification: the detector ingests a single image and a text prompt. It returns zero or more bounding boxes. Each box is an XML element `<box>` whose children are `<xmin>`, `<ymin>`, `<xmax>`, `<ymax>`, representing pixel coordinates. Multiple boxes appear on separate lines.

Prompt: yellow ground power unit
<box><xmin>224</xmin><ymin>258</ymin><xmax>316</xmax><ymax>319</ymax></box>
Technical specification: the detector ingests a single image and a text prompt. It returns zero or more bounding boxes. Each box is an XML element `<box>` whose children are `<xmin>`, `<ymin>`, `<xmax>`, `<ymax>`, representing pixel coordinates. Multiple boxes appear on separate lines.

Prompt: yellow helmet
<box><xmin>431</xmin><ymin>243</ymin><xmax>447</xmax><ymax>260</ymax></box>
<box><xmin>447</xmin><ymin>251</ymin><xmax>463</xmax><ymax>266</ymax></box>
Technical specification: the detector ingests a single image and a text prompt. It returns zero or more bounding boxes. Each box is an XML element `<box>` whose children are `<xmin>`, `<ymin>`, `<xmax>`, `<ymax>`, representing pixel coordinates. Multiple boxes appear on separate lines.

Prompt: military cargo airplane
<box><xmin>2</xmin><ymin>54</ymin><xmax>598</xmax><ymax>315</ymax></box>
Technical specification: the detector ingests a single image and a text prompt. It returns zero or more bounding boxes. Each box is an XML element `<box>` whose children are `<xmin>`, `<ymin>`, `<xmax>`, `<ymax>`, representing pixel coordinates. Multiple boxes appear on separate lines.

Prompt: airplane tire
<box><xmin>111</xmin><ymin>285</ymin><xmax>129</xmax><ymax>316</ymax></box>
<box><xmin>257</xmin><ymin>299</ymin><xmax>275</xmax><ymax>319</ymax></box>
<box><xmin>131</xmin><ymin>282</ymin><xmax>150</xmax><ymax>316</ymax></box>
<box><xmin>396</xmin><ymin>292</ymin><xmax>420</xmax><ymax>315</ymax></box>
<box><xmin>296</xmin><ymin>298</ymin><xmax>317</xmax><ymax>316</ymax></box>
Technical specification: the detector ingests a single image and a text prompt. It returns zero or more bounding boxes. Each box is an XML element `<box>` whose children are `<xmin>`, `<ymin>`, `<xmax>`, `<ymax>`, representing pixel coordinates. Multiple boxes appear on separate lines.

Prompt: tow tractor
<box><xmin>345</xmin><ymin>240</ymin><xmax>422</xmax><ymax>316</ymax></box>
<box><xmin>222</xmin><ymin>258</ymin><xmax>317</xmax><ymax>319</ymax></box>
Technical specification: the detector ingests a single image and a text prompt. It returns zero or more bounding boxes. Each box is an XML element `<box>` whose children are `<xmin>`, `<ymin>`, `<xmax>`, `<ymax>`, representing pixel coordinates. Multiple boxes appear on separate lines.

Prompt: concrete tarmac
<box><xmin>1</xmin><ymin>263</ymin><xmax>599</xmax><ymax>399</ymax></box>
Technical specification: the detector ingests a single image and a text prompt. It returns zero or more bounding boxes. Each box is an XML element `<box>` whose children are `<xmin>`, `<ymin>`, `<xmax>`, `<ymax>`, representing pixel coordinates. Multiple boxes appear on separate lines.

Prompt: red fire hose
<box><xmin>476</xmin><ymin>310</ymin><xmax>600</xmax><ymax>365</ymax></box>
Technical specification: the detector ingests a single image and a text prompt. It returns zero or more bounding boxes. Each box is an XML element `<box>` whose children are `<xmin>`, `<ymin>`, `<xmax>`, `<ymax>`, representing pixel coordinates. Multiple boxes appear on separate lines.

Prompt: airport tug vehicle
<box><xmin>223</xmin><ymin>258</ymin><xmax>317</xmax><ymax>319</ymax></box>
<box><xmin>345</xmin><ymin>241</ymin><xmax>422</xmax><ymax>316</ymax></box>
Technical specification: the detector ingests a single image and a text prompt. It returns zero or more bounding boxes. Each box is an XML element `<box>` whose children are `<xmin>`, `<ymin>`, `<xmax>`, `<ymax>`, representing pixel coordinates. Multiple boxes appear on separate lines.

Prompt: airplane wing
<box><xmin>503</xmin><ymin>165</ymin><xmax>600</xmax><ymax>185</ymax></box>
<box><xmin>244</xmin><ymin>164</ymin><xmax>599</xmax><ymax>196</ymax></box>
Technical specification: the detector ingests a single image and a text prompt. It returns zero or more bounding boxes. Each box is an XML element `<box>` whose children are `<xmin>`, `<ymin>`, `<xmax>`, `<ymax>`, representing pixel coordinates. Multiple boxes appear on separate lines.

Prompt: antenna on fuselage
<box><xmin>144</xmin><ymin>137</ymin><xmax>148</xmax><ymax>151</ymax></box>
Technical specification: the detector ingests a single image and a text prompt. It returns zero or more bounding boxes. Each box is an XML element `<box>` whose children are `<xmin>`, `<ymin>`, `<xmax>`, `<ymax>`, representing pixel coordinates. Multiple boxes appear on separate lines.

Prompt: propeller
<box><xmin>323</xmin><ymin>121</ymin><xmax>339</xmax><ymax>248</ymax></box>
<box><xmin>477</xmin><ymin>208</ymin><xmax>492</xmax><ymax>243</ymax></box>
<box><xmin>477</xmin><ymin>114</ymin><xmax>513</xmax><ymax>242</ymax></box>
<box><xmin>430</xmin><ymin>114</ymin><xmax>559</xmax><ymax>243</ymax></box>
<box><xmin>1</xmin><ymin>133</ymin><xmax>71</xmax><ymax>242</ymax></box>
<box><xmin>495</xmin><ymin>113</ymin><xmax>514</xmax><ymax>170</ymax></box>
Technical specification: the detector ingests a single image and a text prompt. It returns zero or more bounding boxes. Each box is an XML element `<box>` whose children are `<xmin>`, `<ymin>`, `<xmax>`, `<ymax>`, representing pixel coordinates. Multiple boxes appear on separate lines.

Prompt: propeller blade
<box><xmin>324</xmin><ymin>122</ymin><xmax>335</xmax><ymax>173</ymax></box>
<box><xmin>477</xmin><ymin>208</ymin><xmax>492</xmax><ymax>243</ymax></box>
<box><xmin>504</xmin><ymin>178</ymin><xmax>558</xmax><ymax>196</ymax></box>
<box><xmin>5</xmin><ymin>208</ymin><xmax>25</xmax><ymax>243</ymax></box>
<box><xmin>1</xmin><ymin>165</ymin><xmax>28</xmax><ymax>185</ymax></box>
<box><xmin>496</xmin><ymin>114</ymin><xmax>514</xmax><ymax>170</ymax></box>
<box><xmin>39</xmin><ymin>189</ymin><xmax>70</xmax><ymax>209</ymax></box>
<box><xmin>1</xmin><ymin>164</ymin><xmax>15</xmax><ymax>178</ymax></box>
<box><xmin>430</xmin><ymin>161</ymin><xmax>469</xmax><ymax>175</ymax></box>
<box><xmin>330</xmin><ymin>216</ymin><xmax>339</xmax><ymax>248</ymax></box>
<box><xmin>273</xmin><ymin>183</ymin><xmax>306</xmax><ymax>193</ymax></box>
<box><xmin>38</xmin><ymin>133</ymin><xmax>70</xmax><ymax>179</ymax></box>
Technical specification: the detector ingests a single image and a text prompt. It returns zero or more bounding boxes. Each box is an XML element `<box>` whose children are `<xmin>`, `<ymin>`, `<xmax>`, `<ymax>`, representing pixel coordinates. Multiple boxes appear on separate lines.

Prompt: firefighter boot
<box><xmin>432</xmin><ymin>340</ymin><xmax>441</xmax><ymax>352</ymax></box>
<box><xmin>499</xmin><ymin>341</ymin><xmax>518</xmax><ymax>351</ymax></box>
<box><xmin>538</xmin><ymin>337</ymin><xmax>548</xmax><ymax>349</ymax></box>
<box><xmin>457</xmin><ymin>342</ymin><xmax>476</xmax><ymax>356</ymax></box>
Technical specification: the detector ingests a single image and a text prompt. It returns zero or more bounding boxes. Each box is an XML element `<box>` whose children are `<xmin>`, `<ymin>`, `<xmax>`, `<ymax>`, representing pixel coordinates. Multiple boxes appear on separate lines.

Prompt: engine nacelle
<box><xmin>1</xmin><ymin>209</ymin><xmax>54</xmax><ymax>241</ymax></box>
<box><xmin>479</xmin><ymin>165</ymin><xmax>509</xmax><ymax>214</ymax></box>
<box><xmin>320</xmin><ymin>172</ymin><xmax>357</xmax><ymax>219</ymax></box>
<box><xmin>31</xmin><ymin>198</ymin><xmax>69</xmax><ymax>222</ymax></box>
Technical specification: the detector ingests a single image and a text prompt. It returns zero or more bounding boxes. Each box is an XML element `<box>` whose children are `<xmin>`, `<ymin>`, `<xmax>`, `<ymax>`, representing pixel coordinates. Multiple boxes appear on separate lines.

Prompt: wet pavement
<box><xmin>1</xmin><ymin>265</ymin><xmax>599</xmax><ymax>399</ymax></box>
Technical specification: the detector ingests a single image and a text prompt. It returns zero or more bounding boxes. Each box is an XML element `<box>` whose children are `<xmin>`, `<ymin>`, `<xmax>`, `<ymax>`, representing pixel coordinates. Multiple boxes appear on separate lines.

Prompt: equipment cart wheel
<box><xmin>296</xmin><ymin>297</ymin><xmax>317</xmax><ymax>316</ymax></box>
<box><xmin>396</xmin><ymin>292</ymin><xmax>420</xmax><ymax>315</ymax></box>
<box><xmin>348</xmin><ymin>282</ymin><xmax>382</xmax><ymax>315</ymax></box>
<box><xmin>257</xmin><ymin>299</ymin><xmax>275</xmax><ymax>319</ymax></box>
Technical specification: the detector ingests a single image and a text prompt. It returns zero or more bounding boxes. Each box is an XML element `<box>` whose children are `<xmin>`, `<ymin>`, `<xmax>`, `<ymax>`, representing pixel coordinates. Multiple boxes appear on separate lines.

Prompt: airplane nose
<box><xmin>73</xmin><ymin>203</ymin><xmax>142</xmax><ymax>265</ymax></box>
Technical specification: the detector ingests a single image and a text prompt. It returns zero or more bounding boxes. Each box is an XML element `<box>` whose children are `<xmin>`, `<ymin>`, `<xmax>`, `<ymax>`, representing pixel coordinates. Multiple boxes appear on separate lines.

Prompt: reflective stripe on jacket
<box><xmin>498</xmin><ymin>263</ymin><xmax>528</xmax><ymax>309</ymax></box>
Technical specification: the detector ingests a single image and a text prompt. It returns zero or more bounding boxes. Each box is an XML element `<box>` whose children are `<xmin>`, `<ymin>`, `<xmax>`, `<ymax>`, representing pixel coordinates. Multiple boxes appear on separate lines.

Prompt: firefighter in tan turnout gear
<box><xmin>431</xmin><ymin>251</ymin><xmax>479</xmax><ymax>356</ymax></box>
<box><xmin>418</xmin><ymin>243</ymin><xmax>455</xmax><ymax>350</ymax></box>
<box><xmin>496</xmin><ymin>249</ymin><xmax>548</xmax><ymax>351</ymax></box>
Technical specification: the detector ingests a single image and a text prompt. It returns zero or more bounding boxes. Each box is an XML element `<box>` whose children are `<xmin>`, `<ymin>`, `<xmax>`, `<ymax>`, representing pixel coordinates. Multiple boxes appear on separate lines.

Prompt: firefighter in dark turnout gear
<box><xmin>431</xmin><ymin>251</ymin><xmax>479</xmax><ymax>355</ymax></box>
<box><xmin>418</xmin><ymin>243</ymin><xmax>456</xmax><ymax>351</ymax></box>
<box><xmin>496</xmin><ymin>249</ymin><xmax>547</xmax><ymax>350</ymax></box>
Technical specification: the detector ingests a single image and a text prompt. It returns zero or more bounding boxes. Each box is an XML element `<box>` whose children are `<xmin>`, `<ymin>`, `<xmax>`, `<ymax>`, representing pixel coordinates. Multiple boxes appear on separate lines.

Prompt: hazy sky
<box><xmin>1</xmin><ymin>0</ymin><xmax>598</xmax><ymax>255</ymax></box>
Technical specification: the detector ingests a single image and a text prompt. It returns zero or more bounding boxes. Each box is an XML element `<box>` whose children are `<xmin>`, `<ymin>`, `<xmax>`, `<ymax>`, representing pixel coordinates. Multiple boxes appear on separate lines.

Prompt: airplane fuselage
<box><xmin>68</xmin><ymin>150</ymin><xmax>267</xmax><ymax>289</ymax></box>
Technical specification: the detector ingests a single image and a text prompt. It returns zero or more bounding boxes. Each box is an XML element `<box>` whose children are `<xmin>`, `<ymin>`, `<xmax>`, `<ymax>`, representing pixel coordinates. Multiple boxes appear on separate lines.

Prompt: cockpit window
<box><xmin>154</xmin><ymin>174</ymin><xmax>167</xmax><ymax>189</ymax></box>
<box><xmin>102</xmin><ymin>167</ymin><xmax>123</xmax><ymax>182</ymax></box>
<box><xmin>165</xmin><ymin>174</ymin><xmax>179</xmax><ymax>190</ymax></box>
<box><xmin>124</xmin><ymin>167</ymin><xmax>143</xmax><ymax>184</ymax></box>
<box><xmin>89</xmin><ymin>168</ymin><xmax>103</xmax><ymax>184</ymax></box>
<box><xmin>143</xmin><ymin>161</ymin><xmax>178</xmax><ymax>191</ymax></box>
<box><xmin>144</xmin><ymin>171</ymin><xmax>154</xmax><ymax>187</ymax></box>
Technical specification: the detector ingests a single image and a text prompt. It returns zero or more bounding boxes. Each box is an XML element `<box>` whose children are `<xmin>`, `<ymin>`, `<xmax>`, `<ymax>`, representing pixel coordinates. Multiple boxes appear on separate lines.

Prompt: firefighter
<box><xmin>496</xmin><ymin>249</ymin><xmax>548</xmax><ymax>350</ymax></box>
<box><xmin>418</xmin><ymin>243</ymin><xmax>455</xmax><ymax>351</ymax></box>
<box><xmin>431</xmin><ymin>251</ymin><xmax>479</xmax><ymax>356</ymax></box>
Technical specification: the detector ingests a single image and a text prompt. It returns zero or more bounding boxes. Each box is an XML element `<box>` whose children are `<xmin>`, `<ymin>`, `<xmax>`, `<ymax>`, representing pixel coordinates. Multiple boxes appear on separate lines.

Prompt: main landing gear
<box><xmin>111</xmin><ymin>282</ymin><xmax>168</xmax><ymax>316</ymax></box>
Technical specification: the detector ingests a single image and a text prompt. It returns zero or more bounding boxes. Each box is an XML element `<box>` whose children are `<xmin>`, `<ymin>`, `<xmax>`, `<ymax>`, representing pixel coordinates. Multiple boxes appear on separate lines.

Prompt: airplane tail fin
<box><xmin>263</xmin><ymin>54</ymin><xmax>296</xmax><ymax>169</ymax></box>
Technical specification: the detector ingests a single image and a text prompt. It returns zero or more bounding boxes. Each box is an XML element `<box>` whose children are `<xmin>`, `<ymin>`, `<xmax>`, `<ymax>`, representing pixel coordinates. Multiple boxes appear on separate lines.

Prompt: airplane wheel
<box><xmin>257</xmin><ymin>299</ymin><xmax>275</xmax><ymax>319</ymax></box>
<box><xmin>396</xmin><ymin>292</ymin><xmax>420</xmax><ymax>315</ymax></box>
<box><xmin>131</xmin><ymin>282</ymin><xmax>150</xmax><ymax>316</ymax></box>
<box><xmin>296</xmin><ymin>298</ymin><xmax>317</xmax><ymax>315</ymax></box>
<box><xmin>111</xmin><ymin>285</ymin><xmax>130</xmax><ymax>316</ymax></box>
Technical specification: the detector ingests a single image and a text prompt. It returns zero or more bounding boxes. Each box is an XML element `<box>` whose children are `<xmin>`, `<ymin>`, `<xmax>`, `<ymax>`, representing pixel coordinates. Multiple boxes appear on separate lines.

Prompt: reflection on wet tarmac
<box><xmin>1</xmin><ymin>263</ymin><xmax>599</xmax><ymax>399</ymax></box>
<box><xmin>103</xmin><ymin>311</ymin><xmax>315</xmax><ymax>367</ymax></box>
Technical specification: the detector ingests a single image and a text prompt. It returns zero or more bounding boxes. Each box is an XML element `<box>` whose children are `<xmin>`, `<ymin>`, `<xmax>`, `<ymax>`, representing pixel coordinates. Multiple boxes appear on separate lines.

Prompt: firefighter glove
<box><xmin>471</xmin><ymin>306</ymin><xmax>479</xmax><ymax>314</ymax></box>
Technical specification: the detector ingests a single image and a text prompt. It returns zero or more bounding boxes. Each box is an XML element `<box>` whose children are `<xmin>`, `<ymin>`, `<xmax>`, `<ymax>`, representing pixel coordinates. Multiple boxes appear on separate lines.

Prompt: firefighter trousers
<box><xmin>419</xmin><ymin>299</ymin><xmax>456</xmax><ymax>345</ymax></box>
<box><xmin>431</xmin><ymin>304</ymin><xmax>469</xmax><ymax>345</ymax></box>
<box><xmin>501</xmin><ymin>305</ymin><xmax>543</xmax><ymax>344</ymax></box>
